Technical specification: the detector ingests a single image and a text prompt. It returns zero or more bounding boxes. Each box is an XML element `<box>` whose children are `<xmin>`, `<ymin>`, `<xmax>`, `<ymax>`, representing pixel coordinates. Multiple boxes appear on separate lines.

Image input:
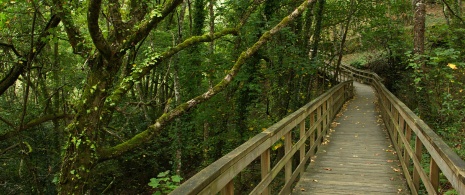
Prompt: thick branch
<box><xmin>0</xmin><ymin>114</ymin><xmax>71</xmax><ymax>141</ymax></box>
<box><xmin>99</xmin><ymin>0</ymin><xmax>316</xmax><ymax>161</ymax></box>
<box><xmin>88</xmin><ymin>0</ymin><xmax>112</xmax><ymax>58</ymax></box>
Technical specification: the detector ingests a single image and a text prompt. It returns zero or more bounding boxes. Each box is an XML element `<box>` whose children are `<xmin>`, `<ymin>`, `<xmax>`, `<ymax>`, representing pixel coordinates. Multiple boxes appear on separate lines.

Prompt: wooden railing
<box><xmin>171</xmin><ymin>79</ymin><xmax>354</xmax><ymax>194</ymax></box>
<box><xmin>340</xmin><ymin>64</ymin><xmax>465</xmax><ymax>195</ymax></box>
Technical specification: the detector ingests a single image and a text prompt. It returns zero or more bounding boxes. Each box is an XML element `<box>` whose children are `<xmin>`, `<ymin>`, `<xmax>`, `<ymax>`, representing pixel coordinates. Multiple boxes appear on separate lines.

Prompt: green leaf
<box><xmin>148</xmin><ymin>178</ymin><xmax>160</xmax><ymax>188</ymax></box>
<box><xmin>171</xmin><ymin>175</ymin><xmax>182</xmax><ymax>183</ymax></box>
<box><xmin>157</xmin><ymin>170</ymin><xmax>170</xmax><ymax>178</ymax></box>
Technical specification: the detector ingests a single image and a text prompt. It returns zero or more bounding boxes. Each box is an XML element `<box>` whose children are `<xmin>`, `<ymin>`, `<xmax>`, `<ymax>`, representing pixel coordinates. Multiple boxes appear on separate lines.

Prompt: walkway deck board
<box><xmin>293</xmin><ymin>82</ymin><xmax>409</xmax><ymax>195</ymax></box>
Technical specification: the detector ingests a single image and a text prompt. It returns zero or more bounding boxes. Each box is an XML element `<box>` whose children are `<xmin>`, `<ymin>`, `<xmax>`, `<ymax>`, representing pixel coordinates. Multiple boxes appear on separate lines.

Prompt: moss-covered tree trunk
<box><xmin>58</xmin><ymin>57</ymin><xmax>121</xmax><ymax>194</ymax></box>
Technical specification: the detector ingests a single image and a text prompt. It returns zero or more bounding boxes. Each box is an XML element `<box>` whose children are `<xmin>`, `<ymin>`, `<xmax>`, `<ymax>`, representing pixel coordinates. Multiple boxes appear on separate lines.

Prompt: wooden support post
<box><xmin>398</xmin><ymin>117</ymin><xmax>405</xmax><ymax>153</ymax></box>
<box><xmin>393</xmin><ymin>110</ymin><xmax>399</xmax><ymax>146</ymax></box>
<box><xmin>323</xmin><ymin>101</ymin><xmax>328</xmax><ymax>138</ymax></box>
<box><xmin>430</xmin><ymin>158</ymin><xmax>439</xmax><ymax>193</ymax></box>
<box><xmin>299</xmin><ymin>120</ymin><xmax>306</xmax><ymax>177</ymax></box>
<box><xmin>261</xmin><ymin>149</ymin><xmax>271</xmax><ymax>195</ymax></box>
<box><xmin>317</xmin><ymin>106</ymin><xmax>322</xmax><ymax>146</ymax></box>
<box><xmin>404</xmin><ymin>127</ymin><xmax>412</xmax><ymax>168</ymax></box>
<box><xmin>284</xmin><ymin>131</ymin><xmax>292</xmax><ymax>193</ymax></box>
<box><xmin>221</xmin><ymin>180</ymin><xmax>234</xmax><ymax>195</ymax></box>
<box><xmin>413</xmin><ymin>136</ymin><xmax>423</xmax><ymax>192</ymax></box>
<box><xmin>310</xmin><ymin>111</ymin><xmax>316</xmax><ymax>155</ymax></box>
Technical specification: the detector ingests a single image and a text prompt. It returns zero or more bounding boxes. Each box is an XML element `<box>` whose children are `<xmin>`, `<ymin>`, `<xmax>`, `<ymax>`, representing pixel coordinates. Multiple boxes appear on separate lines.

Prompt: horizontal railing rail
<box><xmin>171</xmin><ymin>78</ymin><xmax>354</xmax><ymax>194</ymax></box>
<box><xmin>340</xmin><ymin>64</ymin><xmax>465</xmax><ymax>195</ymax></box>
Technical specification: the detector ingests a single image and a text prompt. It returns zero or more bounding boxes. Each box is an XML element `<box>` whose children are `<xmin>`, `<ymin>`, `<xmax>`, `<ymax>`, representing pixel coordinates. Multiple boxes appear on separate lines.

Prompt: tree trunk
<box><xmin>310</xmin><ymin>0</ymin><xmax>325</xmax><ymax>60</ymax></box>
<box><xmin>414</xmin><ymin>0</ymin><xmax>426</xmax><ymax>62</ymax></box>
<box><xmin>413</xmin><ymin>0</ymin><xmax>429</xmax><ymax>118</ymax></box>
<box><xmin>334</xmin><ymin>0</ymin><xmax>355</xmax><ymax>80</ymax></box>
<box><xmin>58</xmin><ymin>57</ymin><xmax>120</xmax><ymax>194</ymax></box>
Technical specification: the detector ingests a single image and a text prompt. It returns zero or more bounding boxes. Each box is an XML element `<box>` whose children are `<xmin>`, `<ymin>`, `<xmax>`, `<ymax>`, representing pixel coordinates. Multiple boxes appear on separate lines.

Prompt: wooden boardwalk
<box><xmin>293</xmin><ymin>82</ymin><xmax>409</xmax><ymax>195</ymax></box>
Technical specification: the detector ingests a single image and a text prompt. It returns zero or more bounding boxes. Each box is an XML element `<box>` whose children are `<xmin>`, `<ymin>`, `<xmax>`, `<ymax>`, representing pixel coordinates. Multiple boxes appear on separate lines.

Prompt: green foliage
<box><xmin>148</xmin><ymin>171</ymin><xmax>183</xmax><ymax>195</ymax></box>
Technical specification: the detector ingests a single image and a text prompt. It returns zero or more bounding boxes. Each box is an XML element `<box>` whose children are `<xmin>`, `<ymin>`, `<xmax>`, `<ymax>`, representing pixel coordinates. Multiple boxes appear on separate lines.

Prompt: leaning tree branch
<box><xmin>88</xmin><ymin>0</ymin><xmax>112</xmax><ymax>59</ymax></box>
<box><xmin>99</xmin><ymin>0</ymin><xmax>316</xmax><ymax>161</ymax></box>
<box><xmin>53</xmin><ymin>0</ymin><xmax>91</xmax><ymax>57</ymax></box>
<box><xmin>0</xmin><ymin>15</ymin><xmax>61</xmax><ymax>96</ymax></box>
<box><xmin>105</xmin><ymin>28</ymin><xmax>238</xmax><ymax>110</ymax></box>
<box><xmin>0</xmin><ymin>114</ymin><xmax>72</xmax><ymax>141</ymax></box>
<box><xmin>119</xmin><ymin>0</ymin><xmax>183</xmax><ymax>53</ymax></box>
<box><xmin>441</xmin><ymin>0</ymin><xmax>465</xmax><ymax>26</ymax></box>
<box><xmin>0</xmin><ymin>116</ymin><xmax>15</xmax><ymax>129</ymax></box>
<box><xmin>0</xmin><ymin>42</ymin><xmax>22</xmax><ymax>57</ymax></box>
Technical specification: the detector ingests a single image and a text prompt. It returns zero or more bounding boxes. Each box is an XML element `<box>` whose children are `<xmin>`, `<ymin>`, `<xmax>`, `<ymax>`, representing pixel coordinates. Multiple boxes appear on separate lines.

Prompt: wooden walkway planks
<box><xmin>293</xmin><ymin>82</ymin><xmax>409</xmax><ymax>195</ymax></box>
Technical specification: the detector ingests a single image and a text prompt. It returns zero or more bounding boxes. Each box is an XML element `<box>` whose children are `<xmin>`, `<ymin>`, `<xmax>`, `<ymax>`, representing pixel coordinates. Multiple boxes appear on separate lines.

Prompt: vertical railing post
<box><xmin>413</xmin><ymin>136</ymin><xmax>423</xmax><ymax>192</ymax></box>
<box><xmin>393</xmin><ymin>110</ymin><xmax>399</xmax><ymax>146</ymax></box>
<box><xmin>284</xmin><ymin>131</ymin><xmax>292</xmax><ymax>193</ymax></box>
<box><xmin>404</xmin><ymin>126</ymin><xmax>412</xmax><ymax>168</ymax></box>
<box><xmin>398</xmin><ymin>117</ymin><xmax>405</xmax><ymax>152</ymax></box>
<box><xmin>430</xmin><ymin>158</ymin><xmax>440</xmax><ymax>193</ymax></box>
<box><xmin>299</xmin><ymin>120</ymin><xmax>306</xmax><ymax>177</ymax></box>
<box><xmin>310</xmin><ymin>111</ymin><xmax>316</xmax><ymax>155</ymax></box>
<box><xmin>261</xmin><ymin>149</ymin><xmax>271</xmax><ymax>195</ymax></box>
<box><xmin>317</xmin><ymin>106</ymin><xmax>322</xmax><ymax>145</ymax></box>
<box><xmin>221</xmin><ymin>180</ymin><xmax>234</xmax><ymax>195</ymax></box>
<box><xmin>323</xmin><ymin>101</ymin><xmax>328</xmax><ymax>137</ymax></box>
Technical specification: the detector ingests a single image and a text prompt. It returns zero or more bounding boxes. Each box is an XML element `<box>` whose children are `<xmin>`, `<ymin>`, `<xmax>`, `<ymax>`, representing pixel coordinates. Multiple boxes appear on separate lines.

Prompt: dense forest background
<box><xmin>0</xmin><ymin>0</ymin><xmax>463</xmax><ymax>194</ymax></box>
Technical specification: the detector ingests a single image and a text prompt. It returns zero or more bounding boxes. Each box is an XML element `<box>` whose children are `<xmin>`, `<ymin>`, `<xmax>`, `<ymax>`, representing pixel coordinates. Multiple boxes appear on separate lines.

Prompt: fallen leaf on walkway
<box><xmin>323</xmin><ymin>168</ymin><xmax>332</xmax><ymax>171</ymax></box>
<box><xmin>313</xmin><ymin>179</ymin><xmax>318</xmax><ymax>182</ymax></box>
<box><xmin>387</xmin><ymin>160</ymin><xmax>394</xmax><ymax>162</ymax></box>
<box><xmin>390</xmin><ymin>177</ymin><xmax>394</xmax><ymax>181</ymax></box>
<box><xmin>300</xmin><ymin>188</ymin><xmax>306</xmax><ymax>191</ymax></box>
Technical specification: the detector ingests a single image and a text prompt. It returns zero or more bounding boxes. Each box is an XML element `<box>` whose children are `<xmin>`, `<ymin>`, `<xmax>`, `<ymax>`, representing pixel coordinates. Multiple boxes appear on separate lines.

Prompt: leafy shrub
<box><xmin>148</xmin><ymin>171</ymin><xmax>182</xmax><ymax>195</ymax></box>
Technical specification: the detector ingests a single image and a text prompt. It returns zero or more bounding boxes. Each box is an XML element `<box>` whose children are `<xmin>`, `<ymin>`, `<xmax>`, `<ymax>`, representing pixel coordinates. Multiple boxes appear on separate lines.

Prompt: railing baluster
<box><xmin>284</xmin><ymin>131</ymin><xmax>292</xmax><ymax>193</ymax></box>
<box><xmin>221</xmin><ymin>180</ymin><xmax>234</xmax><ymax>195</ymax></box>
<box><xmin>299</xmin><ymin>120</ymin><xmax>305</xmax><ymax>177</ymax></box>
<box><xmin>310</xmin><ymin>111</ymin><xmax>316</xmax><ymax>155</ymax></box>
<box><xmin>261</xmin><ymin>149</ymin><xmax>271</xmax><ymax>195</ymax></box>
<box><xmin>393</xmin><ymin>110</ymin><xmax>399</xmax><ymax>147</ymax></box>
<box><xmin>317</xmin><ymin>106</ymin><xmax>322</xmax><ymax>146</ymax></box>
<box><xmin>403</xmin><ymin>126</ymin><xmax>412</xmax><ymax>169</ymax></box>
<box><xmin>413</xmin><ymin>136</ymin><xmax>423</xmax><ymax>192</ymax></box>
<box><xmin>430</xmin><ymin>158</ymin><xmax>440</xmax><ymax>193</ymax></box>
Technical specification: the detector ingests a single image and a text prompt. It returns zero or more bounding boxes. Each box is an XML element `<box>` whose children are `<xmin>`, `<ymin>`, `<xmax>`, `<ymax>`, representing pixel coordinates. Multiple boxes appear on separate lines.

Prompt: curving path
<box><xmin>293</xmin><ymin>82</ymin><xmax>409</xmax><ymax>194</ymax></box>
